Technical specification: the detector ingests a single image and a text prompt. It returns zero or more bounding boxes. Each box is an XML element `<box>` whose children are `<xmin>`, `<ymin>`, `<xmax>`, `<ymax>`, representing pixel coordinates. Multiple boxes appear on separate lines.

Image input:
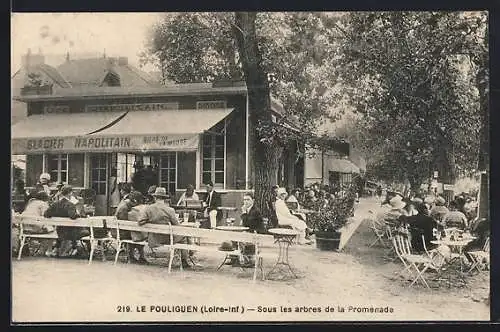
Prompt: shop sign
<box><xmin>43</xmin><ymin>105</ymin><xmax>71</xmax><ymax>113</ymax></box>
<box><xmin>443</xmin><ymin>184</ymin><xmax>455</xmax><ymax>191</ymax></box>
<box><xmin>12</xmin><ymin>134</ymin><xmax>199</xmax><ymax>154</ymax></box>
<box><xmin>85</xmin><ymin>102</ymin><xmax>179</xmax><ymax>112</ymax></box>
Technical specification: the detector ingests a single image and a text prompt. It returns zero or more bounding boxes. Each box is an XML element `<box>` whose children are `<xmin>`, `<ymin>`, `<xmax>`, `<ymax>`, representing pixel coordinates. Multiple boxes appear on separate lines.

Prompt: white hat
<box><xmin>389</xmin><ymin>195</ymin><xmax>406</xmax><ymax>209</ymax></box>
<box><xmin>39</xmin><ymin>173</ymin><xmax>51</xmax><ymax>181</ymax></box>
<box><xmin>277</xmin><ymin>187</ymin><xmax>288</xmax><ymax>197</ymax></box>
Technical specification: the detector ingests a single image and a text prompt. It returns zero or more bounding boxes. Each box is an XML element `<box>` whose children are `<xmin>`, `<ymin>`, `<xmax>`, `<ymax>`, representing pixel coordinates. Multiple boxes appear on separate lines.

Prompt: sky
<box><xmin>11</xmin><ymin>13</ymin><xmax>163</xmax><ymax>75</ymax></box>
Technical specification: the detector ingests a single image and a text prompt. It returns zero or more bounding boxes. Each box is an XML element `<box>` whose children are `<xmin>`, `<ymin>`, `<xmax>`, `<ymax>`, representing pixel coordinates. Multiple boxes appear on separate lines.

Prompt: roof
<box><xmin>55</xmin><ymin>58</ymin><xmax>160</xmax><ymax>88</ymax></box>
<box><xmin>13</xmin><ymin>84</ymin><xmax>249</xmax><ymax>101</ymax></box>
<box><xmin>11</xmin><ymin>64</ymin><xmax>71</xmax><ymax>90</ymax></box>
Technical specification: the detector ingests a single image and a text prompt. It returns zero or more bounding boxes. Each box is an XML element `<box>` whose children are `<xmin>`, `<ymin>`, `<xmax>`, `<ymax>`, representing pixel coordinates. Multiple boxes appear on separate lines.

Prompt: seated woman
<box><xmin>21</xmin><ymin>191</ymin><xmax>54</xmax><ymax>233</ymax></box>
<box><xmin>275</xmin><ymin>188</ymin><xmax>312</xmax><ymax>245</ymax></box>
<box><xmin>399</xmin><ymin>201</ymin><xmax>436</xmax><ymax>253</ymax></box>
<box><xmin>44</xmin><ymin>185</ymin><xmax>90</xmax><ymax>257</ymax></box>
<box><xmin>286</xmin><ymin>188</ymin><xmax>307</xmax><ymax>222</ymax></box>
<box><xmin>177</xmin><ymin>184</ymin><xmax>200</xmax><ymax>222</ymax></box>
<box><xmin>15</xmin><ymin>191</ymin><xmax>55</xmax><ymax>257</ymax></box>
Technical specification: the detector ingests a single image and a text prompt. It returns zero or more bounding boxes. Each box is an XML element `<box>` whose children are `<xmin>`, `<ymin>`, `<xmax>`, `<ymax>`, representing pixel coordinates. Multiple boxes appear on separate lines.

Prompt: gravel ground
<box><xmin>11</xmin><ymin>198</ymin><xmax>489</xmax><ymax>322</ymax></box>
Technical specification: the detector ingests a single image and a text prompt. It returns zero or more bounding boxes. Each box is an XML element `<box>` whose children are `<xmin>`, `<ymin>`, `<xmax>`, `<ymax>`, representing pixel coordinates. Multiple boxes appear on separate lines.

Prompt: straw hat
<box><xmin>39</xmin><ymin>173</ymin><xmax>51</xmax><ymax>181</ymax></box>
<box><xmin>151</xmin><ymin>187</ymin><xmax>169</xmax><ymax>198</ymax></box>
<box><xmin>389</xmin><ymin>195</ymin><xmax>406</xmax><ymax>209</ymax></box>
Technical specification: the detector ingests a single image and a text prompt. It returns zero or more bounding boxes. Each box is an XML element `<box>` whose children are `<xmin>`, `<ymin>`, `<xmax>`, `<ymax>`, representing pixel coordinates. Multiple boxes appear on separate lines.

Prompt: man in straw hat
<box><xmin>377</xmin><ymin>195</ymin><xmax>408</xmax><ymax>230</ymax></box>
<box><xmin>275</xmin><ymin>187</ymin><xmax>312</xmax><ymax>245</ymax></box>
<box><xmin>138</xmin><ymin>187</ymin><xmax>196</xmax><ymax>268</ymax></box>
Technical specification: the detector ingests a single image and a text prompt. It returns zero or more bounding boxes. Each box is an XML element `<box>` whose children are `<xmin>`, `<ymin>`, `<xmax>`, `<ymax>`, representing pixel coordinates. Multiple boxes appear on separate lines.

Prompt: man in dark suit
<box><xmin>238</xmin><ymin>192</ymin><xmax>264</xmax><ymax>267</ymax></box>
<box><xmin>203</xmin><ymin>181</ymin><xmax>221</xmax><ymax>229</ymax></box>
<box><xmin>241</xmin><ymin>192</ymin><xmax>265</xmax><ymax>234</ymax></box>
<box><xmin>44</xmin><ymin>185</ymin><xmax>89</xmax><ymax>257</ymax></box>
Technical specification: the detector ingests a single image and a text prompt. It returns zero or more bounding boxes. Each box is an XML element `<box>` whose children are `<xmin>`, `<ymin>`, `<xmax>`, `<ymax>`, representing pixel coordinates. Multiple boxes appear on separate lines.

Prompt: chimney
<box><xmin>118</xmin><ymin>57</ymin><xmax>128</xmax><ymax>66</ymax></box>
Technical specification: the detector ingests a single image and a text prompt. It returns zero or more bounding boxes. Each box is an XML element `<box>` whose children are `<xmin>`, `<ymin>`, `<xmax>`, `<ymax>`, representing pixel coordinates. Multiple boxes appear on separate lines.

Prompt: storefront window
<box><xmin>159</xmin><ymin>153</ymin><xmax>176</xmax><ymax>196</ymax></box>
<box><xmin>91</xmin><ymin>154</ymin><xmax>107</xmax><ymax>195</ymax></box>
<box><xmin>202</xmin><ymin>133</ymin><xmax>225</xmax><ymax>188</ymax></box>
<box><xmin>48</xmin><ymin>154</ymin><xmax>68</xmax><ymax>184</ymax></box>
<box><xmin>116</xmin><ymin>153</ymin><xmax>136</xmax><ymax>183</ymax></box>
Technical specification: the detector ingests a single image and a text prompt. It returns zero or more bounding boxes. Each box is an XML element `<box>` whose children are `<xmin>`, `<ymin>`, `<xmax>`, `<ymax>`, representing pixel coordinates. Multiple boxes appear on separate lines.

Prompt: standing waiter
<box><xmin>203</xmin><ymin>181</ymin><xmax>221</xmax><ymax>229</ymax></box>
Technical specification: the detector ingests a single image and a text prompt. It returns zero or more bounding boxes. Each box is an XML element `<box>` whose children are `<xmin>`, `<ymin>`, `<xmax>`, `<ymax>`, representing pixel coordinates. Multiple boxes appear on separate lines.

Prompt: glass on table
<box><xmin>183</xmin><ymin>212</ymin><xmax>190</xmax><ymax>223</ymax></box>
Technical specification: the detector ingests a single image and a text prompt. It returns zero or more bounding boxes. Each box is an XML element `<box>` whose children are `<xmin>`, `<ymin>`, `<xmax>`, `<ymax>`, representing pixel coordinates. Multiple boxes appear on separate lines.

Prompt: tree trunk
<box><xmin>233</xmin><ymin>12</ymin><xmax>278</xmax><ymax>215</ymax></box>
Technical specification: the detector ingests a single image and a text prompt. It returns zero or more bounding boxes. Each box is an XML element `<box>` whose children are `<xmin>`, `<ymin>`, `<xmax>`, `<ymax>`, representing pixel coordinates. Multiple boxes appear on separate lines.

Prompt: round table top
<box><xmin>215</xmin><ymin>226</ymin><xmax>249</xmax><ymax>232</ymax></box>
<box><xmin>295</xmin><ymin>209</ymin><xmax>317</xmax><ymax>214</ymax></box>
<box><xmin>268</xmin><ymin>228</ymin><xmax>299</xmax><ymax>236</ymax></box>
<box><xmin>179</xmin><ymin>222</ymin><xmax>200</xmax><ymax>228</ymax></box>
<box><xmin>431</xmin><ymin>237</ymin><xmax>476</xmax><ymax>246</ymax></box>
<box><xmin>217</xmin><ymin>207</ymin><xmax>238</xmax><ymax>211</ymax></box>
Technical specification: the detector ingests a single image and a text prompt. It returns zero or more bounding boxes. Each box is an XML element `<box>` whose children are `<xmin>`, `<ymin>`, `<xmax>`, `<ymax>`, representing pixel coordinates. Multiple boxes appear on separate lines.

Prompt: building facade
<box><xmin>12</xmin><ymin>54</ymin><xmax>310</xmax><ymax>216</ymax></box>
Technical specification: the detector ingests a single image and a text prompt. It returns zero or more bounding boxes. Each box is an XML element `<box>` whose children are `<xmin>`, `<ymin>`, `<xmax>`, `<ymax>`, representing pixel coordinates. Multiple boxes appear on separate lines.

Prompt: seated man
<box><xmin>138</xmin><ymin>187</ymin><xmax>196</xmax><ymax>269</ymax></box>
<box><xmin>443</xmin><ymin>200</ymin><xmax>469</xmax><ymax>230</ymax></box>
<box><xmin>238</xmin><ymin>192</ymin><xmax>266</xmax><ymax>267</ymax></box>
<box><xmin>275</xmin><ymin>188</ymin><xmax>312</xmax><ymax>245</ymax></box>
<box><xmin>44</xmin><ymin>185</ymin><xmax>90</xmax><ymax>257</ymax></box>
<box><xmin>113</xmin><ymin>191</ymin><xmax>148</xmax><ymax>264</ymax></box>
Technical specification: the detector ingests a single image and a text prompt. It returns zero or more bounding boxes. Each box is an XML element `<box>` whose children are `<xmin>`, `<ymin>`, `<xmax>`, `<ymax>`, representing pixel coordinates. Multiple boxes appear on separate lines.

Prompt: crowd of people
<box><xmin>374</xmin><ymin>189</ymin><xmax>488</xmax><ymax>265</ymax></box>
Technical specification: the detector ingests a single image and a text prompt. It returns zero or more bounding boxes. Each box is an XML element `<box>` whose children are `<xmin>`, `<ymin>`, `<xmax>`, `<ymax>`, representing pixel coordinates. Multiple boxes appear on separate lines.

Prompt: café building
<box><xmin>12</xmin><ymin>54</ymin><xmax>309</xmax><ymax>215</ymax></box>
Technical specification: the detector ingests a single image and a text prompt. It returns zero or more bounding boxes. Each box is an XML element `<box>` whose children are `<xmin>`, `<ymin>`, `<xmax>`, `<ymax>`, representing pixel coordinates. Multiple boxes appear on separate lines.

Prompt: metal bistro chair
<box><xmin>467</xmin><ymin>236</ymin><xmax>490</xmax><ymax>274</ymax></box>
<box><xmin>392</xmin><ymin>232</ymin><xmax>441</xmax><ymax>289</ymax></box>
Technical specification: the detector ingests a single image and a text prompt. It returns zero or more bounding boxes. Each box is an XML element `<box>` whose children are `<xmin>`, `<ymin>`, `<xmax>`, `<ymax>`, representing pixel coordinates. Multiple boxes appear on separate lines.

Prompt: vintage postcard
<box><xmin>11</xmin><ymin>12</ymin><xmax>490</xmax><ymax>322</ymax></box>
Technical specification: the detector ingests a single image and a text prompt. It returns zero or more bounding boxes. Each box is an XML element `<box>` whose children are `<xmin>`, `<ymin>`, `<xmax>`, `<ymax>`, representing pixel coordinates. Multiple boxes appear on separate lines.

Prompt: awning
<box><xmin>325</xmin><ymin>158</ymin><xmax>360</xmax><ymax>173</ymax></box>
<box><xmin>11</xmin><ymin>108</ymin><xmax>233</xmax><ymax>154</ymax></box>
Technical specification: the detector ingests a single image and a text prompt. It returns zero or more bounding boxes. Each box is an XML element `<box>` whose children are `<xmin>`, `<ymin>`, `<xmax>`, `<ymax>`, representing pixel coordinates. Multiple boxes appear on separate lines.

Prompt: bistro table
<box><xmin>431</xmin><ymin>235</ymin><xmax>477</xmax><ymax>285</ymax></box>
<box><xmin>266</xmin><ymin>228</ymin><xmax>300</xmax><ymax>281</ymax></box>
<box><xmin>215</xmin><ymin>226</ymin><xmax>249</xmax><ymax>270</ymax></box>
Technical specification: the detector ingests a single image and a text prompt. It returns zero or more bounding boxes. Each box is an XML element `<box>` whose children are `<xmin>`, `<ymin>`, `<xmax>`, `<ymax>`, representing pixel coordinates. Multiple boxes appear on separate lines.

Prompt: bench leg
<box><xmin>88</xmin><ymin>240</ymin><xmax>95</xmax><ymax>264</ymax></box>
<box><xmin>114</xmin><ymin>241</ymin><xmax>123</xmax><ymax>265</ymax></box>
<box><xmin>17</xmin><ymin>236</ymin><xmax>26</xmax><ymax>261</ymax></box>
<box><xmin>168</xmin><ymin>248</ymin><xmax>175</xmax><ymax>274</ymax></box>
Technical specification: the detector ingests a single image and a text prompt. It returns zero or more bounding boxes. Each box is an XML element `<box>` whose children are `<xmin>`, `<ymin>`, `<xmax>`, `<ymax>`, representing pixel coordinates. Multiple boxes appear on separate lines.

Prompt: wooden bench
<box><xmin>12</xmin><ymin>215</ymin><xmax>275</xmax><ymax>282</ymax></box>
<box><xmin>13</xmin><ymin>215</ymin><xmax>114</xmax><ymax>263</ymax></box>
<box><xmin>112</xmin><ymin>219</ymin><xmax>274</xmax><ymax>281</ymax></box>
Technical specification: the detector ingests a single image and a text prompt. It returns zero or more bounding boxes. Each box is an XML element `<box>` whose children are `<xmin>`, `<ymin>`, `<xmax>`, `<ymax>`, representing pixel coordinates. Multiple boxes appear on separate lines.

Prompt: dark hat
<box><xmin>60</xmin><ymin>185</ymin><xmax>73</xmax><ymax>196</ymax></box>
<box><xmin>218</xmin><ymin>241</ymin><xmax>235</xmax><ymax>252</ymax></box>
<box><xmin>152</xmin><ymin>187</ymin><xmax>169</xmax><ymax>198</ymax></box>
<box><xmin>205</xmin><ymin>181</ymin><xmax>214</xmax><ymax>187</ymax></box>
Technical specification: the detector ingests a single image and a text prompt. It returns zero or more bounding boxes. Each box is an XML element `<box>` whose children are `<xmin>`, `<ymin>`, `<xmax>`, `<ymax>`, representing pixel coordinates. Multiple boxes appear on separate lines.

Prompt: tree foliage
<box><xmin>334</xmin><ymin>11</ymin><xmax>487</xmax><ymax>189</ymax></box>
<box><xmin>140</xmin><ymin>12</ymin><xmax>346</xmax><ymax>212</ymax></box>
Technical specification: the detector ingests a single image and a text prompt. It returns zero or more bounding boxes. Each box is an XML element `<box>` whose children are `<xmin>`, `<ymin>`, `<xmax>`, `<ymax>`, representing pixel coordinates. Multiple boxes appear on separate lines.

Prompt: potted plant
<box><xmin>308</xmin><ymin>185</ymin><xmax>356</xmax><ymax>251</ymax></box>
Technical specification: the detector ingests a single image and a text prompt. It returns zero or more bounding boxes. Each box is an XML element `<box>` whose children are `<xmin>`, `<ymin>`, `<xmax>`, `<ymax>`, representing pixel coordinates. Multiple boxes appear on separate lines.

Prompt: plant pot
<box><xmin>315</xmin><ymin>230</ymin><xmax>341</xmax><ymax>251</ymax></box>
